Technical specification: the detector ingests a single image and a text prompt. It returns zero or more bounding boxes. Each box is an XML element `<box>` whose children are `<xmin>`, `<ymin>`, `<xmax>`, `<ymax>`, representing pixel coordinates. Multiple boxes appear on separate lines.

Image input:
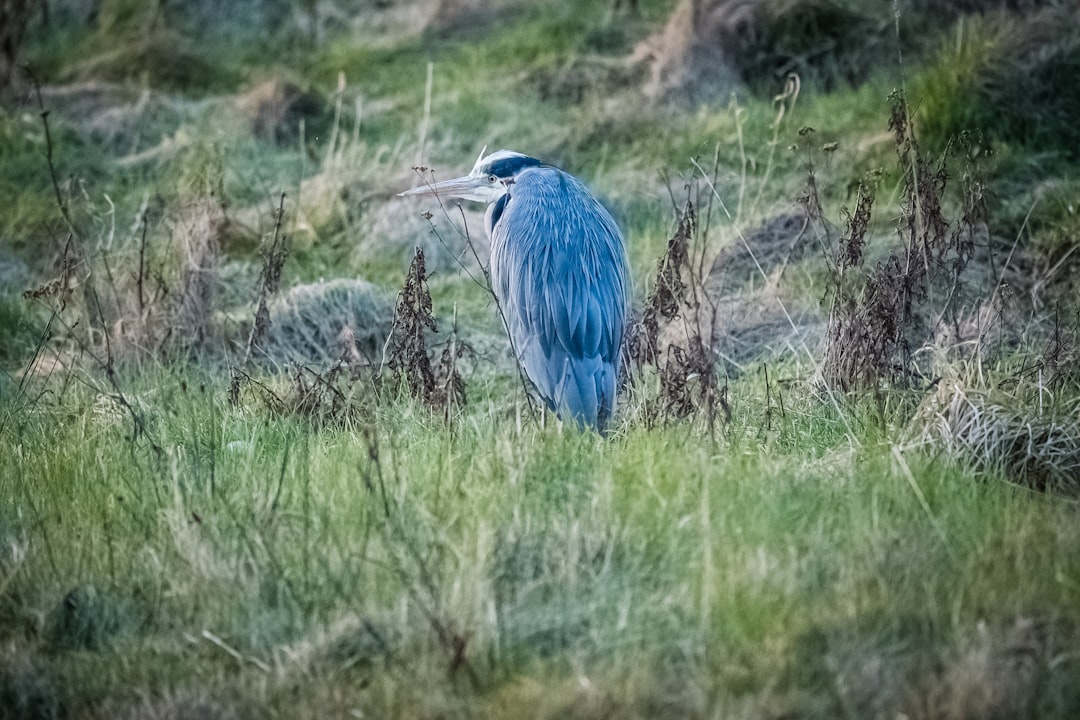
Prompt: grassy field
<box><xmin>2</xmin><ymin>1</ymin><xmax>1080</xmax><ymax>718</ymax></box>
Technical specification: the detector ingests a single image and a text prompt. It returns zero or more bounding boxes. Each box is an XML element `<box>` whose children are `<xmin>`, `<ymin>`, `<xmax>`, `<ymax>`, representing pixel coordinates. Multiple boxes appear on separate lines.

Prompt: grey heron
<box><xmin>400</xmin><ymin>149</ymin><xmax>630</xmax><ymax>431</ymax></box>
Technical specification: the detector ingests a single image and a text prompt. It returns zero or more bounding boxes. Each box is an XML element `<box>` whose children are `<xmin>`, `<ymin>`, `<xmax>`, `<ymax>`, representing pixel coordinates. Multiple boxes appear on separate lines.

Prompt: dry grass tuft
<box><xmin>909</xmin><ymin>381</ymin><xmax>1080</xmax><ymax>492</ymax></box>
<box><xmin>259</xmin><ymin>278</ymin><xmax>392</xmax><ymax>367</ymax></box>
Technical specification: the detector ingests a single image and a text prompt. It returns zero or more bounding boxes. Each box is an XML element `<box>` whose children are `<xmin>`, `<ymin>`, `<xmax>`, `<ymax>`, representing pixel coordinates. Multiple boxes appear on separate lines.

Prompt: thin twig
<box><xmin>24</xmin><ymin>67</ymin><xmax>79</xmax><ymax>240</ymax></box>
<box><xmin>245</xmin><ymin>191</ymin><xmax>289</xmax><ymax>365</ymax></box>
<box><xmin>137</xmin><ymin>212</ymin><xmax>148</xmax><ymax>315</ymax></box>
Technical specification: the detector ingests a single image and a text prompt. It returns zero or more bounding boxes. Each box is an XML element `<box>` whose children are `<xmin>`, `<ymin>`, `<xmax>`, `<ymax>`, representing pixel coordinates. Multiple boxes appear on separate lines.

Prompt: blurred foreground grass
<box><xmin>2</xmin><ymin>366</ymin><xmax>1080</xmax><ymax>718</ymax></box>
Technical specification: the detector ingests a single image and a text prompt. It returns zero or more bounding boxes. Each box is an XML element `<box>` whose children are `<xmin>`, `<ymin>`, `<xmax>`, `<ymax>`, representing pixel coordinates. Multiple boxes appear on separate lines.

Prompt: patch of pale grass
<box><xmin>909</xmin><ymin>381</ymin><xmax>1080</xmax><ymax>492</ymax></box>
<box><xmin>260</xmin><ymin>278</ymin><xmax>392</xmax><ymax>366</ymax></box>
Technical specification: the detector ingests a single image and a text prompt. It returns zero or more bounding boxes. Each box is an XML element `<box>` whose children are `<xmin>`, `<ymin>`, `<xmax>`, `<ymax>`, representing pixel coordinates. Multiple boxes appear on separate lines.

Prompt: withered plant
<box><xmin>244</xmin><ymin>192</ymin><xmax>290</xmax><ymax>363</ymax></box>
<box><xmin>628</xmin><ymin>198</ymin><xmax>728</xmax><ymax>429</ymax></box>
<box><xmin>627</xmin><ymin>198</ymin><xmax>693</xmax><ymax>367</ymax></box>
<box><xmin>819</xmin><ymin>91</ymin><xmax>985</xmax><ymax>394</ymax></box>
<box><xmin>286</xmin><ymin>362</ymin><xmax>368</xmax><ymax>427</ymax></box>
<box><xmin>429</xmin><ymin>308</ymin><xmax>472</xmax><ymax>422</ymax></box>
<box><xmin>386</xmin><ymin>246</ymin><xmax>438</xmax><ymax>404</ymax></box>
<box><xmin>229</xmin><ymin>358</ymin><xmax>372</xmax><ymax>428</ymax></box>
<box><xmin>383</xmin><ymin>246</ymin><xmax>471</xmax><ymax>419</ymax></box>
<box><xmin>9</xmin><ymin>79</ymin><xmax>158</xmax><ymax>449</ymax></box>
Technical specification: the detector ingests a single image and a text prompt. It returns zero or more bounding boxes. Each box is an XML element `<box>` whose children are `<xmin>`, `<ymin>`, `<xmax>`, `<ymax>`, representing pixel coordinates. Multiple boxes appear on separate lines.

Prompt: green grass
<box><xmin>2</xmin><ymin>1</ymin><xmax>1080</xmax><ymax>717</ymax></box>
<box><xmin>2</xmin><ymin>370</ymin><xmax>1079</xmax><ymax>718</ymax></box>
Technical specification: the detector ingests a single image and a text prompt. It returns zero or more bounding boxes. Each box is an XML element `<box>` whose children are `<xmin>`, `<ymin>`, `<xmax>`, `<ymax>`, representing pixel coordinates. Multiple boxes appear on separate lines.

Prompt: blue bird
<box><xmin>401</xmin><ymin>149</ymin><xmax>630</xmax><ymax>431</ymax></box>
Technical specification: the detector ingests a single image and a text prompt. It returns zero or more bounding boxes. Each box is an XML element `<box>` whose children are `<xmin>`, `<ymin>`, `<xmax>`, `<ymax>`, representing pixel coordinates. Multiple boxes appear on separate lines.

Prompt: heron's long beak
<box><xmin>398</xmin><ymin>174</ymin><xmax>485</xmax><ymax>201</ymax></box>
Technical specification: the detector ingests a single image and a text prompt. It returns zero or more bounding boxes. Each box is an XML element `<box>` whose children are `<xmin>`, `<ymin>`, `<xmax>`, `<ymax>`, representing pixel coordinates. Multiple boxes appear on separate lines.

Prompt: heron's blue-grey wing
<box><xmin>489</xmin><ymin>167</ymin><xmax>629</xmax><ymax>429</ymax></box>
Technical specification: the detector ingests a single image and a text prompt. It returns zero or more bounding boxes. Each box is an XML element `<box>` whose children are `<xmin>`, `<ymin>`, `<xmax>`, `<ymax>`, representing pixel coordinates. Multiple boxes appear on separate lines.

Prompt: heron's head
<box><xmin>399</xmin><ymin>148</ymin><xmax>542</xmax><ymax>204</ymax></box>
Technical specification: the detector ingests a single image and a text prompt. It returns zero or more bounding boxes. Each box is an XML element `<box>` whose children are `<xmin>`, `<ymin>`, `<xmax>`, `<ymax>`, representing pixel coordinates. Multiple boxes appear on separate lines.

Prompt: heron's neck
<box><xmin>485</xmin><ymin>193</ymin><xmax>510</xmax><ymax>238</ymax></box>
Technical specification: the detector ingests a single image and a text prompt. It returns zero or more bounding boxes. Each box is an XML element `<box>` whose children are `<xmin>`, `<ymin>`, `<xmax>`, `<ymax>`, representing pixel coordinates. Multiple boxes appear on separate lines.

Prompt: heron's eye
<box><xmin>487</xmin><ymin>175</ymin><xmax>498</xmax><ymax>184</ymax></box>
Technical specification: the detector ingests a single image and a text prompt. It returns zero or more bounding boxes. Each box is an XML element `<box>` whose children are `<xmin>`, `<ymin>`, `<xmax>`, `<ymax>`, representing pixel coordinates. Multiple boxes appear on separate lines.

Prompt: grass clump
<box><xmin>914</xmin><ymin>382</ymin><xmax>1080</xmax><ymax>492</ymax></box>
<box><xmin>915</xmin><ymin>6</ymin><xmax>1080</xmax><ymax>161</ymax></box>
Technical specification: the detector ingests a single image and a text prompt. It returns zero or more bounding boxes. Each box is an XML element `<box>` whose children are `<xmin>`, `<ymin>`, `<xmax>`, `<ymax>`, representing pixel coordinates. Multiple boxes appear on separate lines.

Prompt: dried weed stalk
<box><xmin>23</xmin><ymin>237</ymin><xmax>76</xmax><ymax>308</ymax></box>
<box><xmin>286</xmin><ymin>362</ymin><xmax>366</xmax><ymax>427</ymax></box>
<box><xmin>230</xmin><ymin>192</ymin><xmax>291</xmax><ymax>408</ymax></box>
<box><xmin>628</xmin><ymin>198</ymin><xmax>727</xmax><ymax>428</ymax></box>
<box><xmin>385</xmin><ymin>245</ymin><xmax>472</xmax><ymax>418</ymax></box>
<box><xmin>627</xmin><ymin>198</ymin><xmax>693</xmax><ymax>366</ymax></box>
<box><xmin>820</xmin><ymin>91</ymin><xmax>983</xmax><ymax>393</ymax></box>
<box><xmin>819</xmin><ymin>180</ymin><xmax>888</xmax><ymax>391</ymax></box>
<box><xmin>8</xmin><ymin>78</ymin><xmax>157</xmax><ymax>450</ymax></box>
<box><xmin>387</xmin><ymin>246</ymin><xmax>438</xmax><ymax>404</ymax></box>
<box><xmin>429</xmin><ymin>307</ymin><xmax>473</xmax><ymax>421</ymax></box>
<box><xmin>230</xmin><ymin>359</ymin><xmax>372</xmax><ymax>427</ymax></box>
<box><xmin>244</xmin><ymin>192</ymin><xmax>290</xmax><ymax>363</ymax></box>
